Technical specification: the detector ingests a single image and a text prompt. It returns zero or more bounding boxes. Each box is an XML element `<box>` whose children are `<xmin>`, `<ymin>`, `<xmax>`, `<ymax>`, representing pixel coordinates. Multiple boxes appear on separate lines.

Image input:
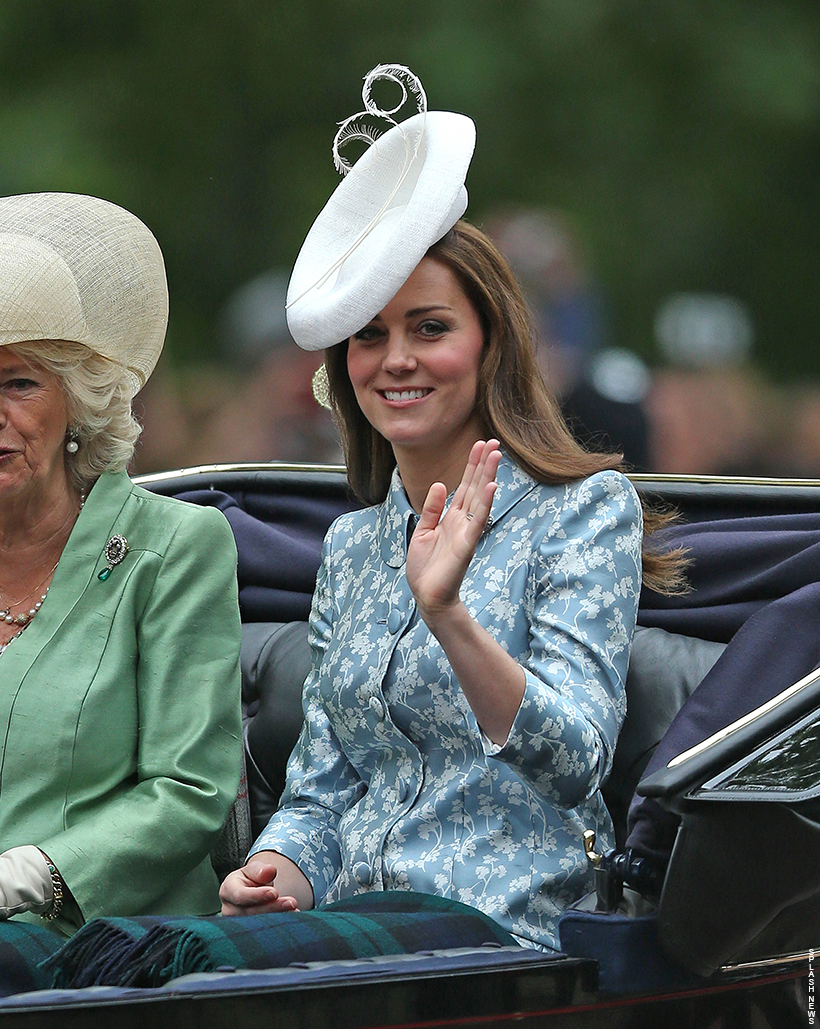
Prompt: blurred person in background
<box><xmin>486</xmin><ymin>207</ymin><xmax>608</xmax><ymax>398</ymax></box>
<box><xmin>646</xmin><ymin>292</ymin><xmax>777</xmax><ymax>475</ymax></box>
<box><xmin>769</xmin><ymin>383</ymin><xmax>820</xmax><ymax>478</ymax></box>
<box><xmin>130</xmin><ymin>352</ymin><xmax>192</xmax><ymax>474</ymax></box>
<box><xmin>561</xmin><ymin>348</ymin><xmax>652</xmax><ymax>471</ymax></box>
<box><xmin>187</xmin><ymin>270</ymin><xmax>342</xmax><ymax>466</ymax></box>
<box><xmin>487</xmin><ymin>208</ymin><xmax>650</xmax><ymax>470</ymax></box>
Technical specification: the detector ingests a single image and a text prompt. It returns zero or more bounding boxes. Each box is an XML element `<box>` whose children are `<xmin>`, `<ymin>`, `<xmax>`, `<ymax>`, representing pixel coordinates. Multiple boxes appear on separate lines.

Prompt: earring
<box><xmin>65</xmin><ymin>431</ymin><xmax>80</xmax><ymax>454</ymax></box>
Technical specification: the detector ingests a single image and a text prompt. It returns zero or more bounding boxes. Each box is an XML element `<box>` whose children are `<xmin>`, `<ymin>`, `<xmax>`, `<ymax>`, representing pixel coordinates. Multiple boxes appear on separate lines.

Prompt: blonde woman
<box><xmin>0</xmin><ymin>193</ymin><xmax>242</xmax><ymax>934</ymax></box>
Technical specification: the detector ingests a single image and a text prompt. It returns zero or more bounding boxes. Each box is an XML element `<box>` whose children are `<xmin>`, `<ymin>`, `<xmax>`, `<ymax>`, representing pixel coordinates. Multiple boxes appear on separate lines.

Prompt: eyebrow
<box><xmin>368</xmin><ymin>305</ymin><xmax>455</xmax><ymax>324</ymax></box>
<box><xmin>406</xmin><ymin>305</ymin><xmax>454</xmax><ymax>317</ymax></box>
<box><xmin>0</xmin><ymin>364</ymin><xmax>35</xmax><ymax>376</ymax></box>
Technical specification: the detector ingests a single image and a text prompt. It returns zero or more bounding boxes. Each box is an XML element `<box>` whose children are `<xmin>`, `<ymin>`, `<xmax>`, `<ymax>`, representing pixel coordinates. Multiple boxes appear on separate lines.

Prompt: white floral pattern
<box><xmin>252</xmin><ymin>456</ymin><xmax>642</xmax><ymax>950</ymax></box>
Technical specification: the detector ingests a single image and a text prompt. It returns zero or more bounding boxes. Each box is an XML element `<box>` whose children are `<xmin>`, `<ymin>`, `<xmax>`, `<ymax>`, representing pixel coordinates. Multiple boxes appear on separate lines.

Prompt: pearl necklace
<box><xmin>0</xmin><ymin>589</ymin><xmax>50</xmax><ymax>655</ymax></box>
<box><xmin>1</xmin><ymin>586</ymin><xmax>52</xmax><ymax>625</ymax></box>
<box><xmin>0</xmin><ymin>493</ymin><xmax>85</xmax><ymax>658</ymax></box>
<box><xmin>0</xmin><ymin>562</ymin><xmax>57</xmax><ymax>620</ymax></box>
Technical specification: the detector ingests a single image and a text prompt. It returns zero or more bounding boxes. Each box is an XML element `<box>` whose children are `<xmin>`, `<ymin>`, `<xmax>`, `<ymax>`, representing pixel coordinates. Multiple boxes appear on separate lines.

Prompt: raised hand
<box><xmin>406</xmin><ymin>439</ymin><xmax>501</xmax><ymax>621</ymax></box>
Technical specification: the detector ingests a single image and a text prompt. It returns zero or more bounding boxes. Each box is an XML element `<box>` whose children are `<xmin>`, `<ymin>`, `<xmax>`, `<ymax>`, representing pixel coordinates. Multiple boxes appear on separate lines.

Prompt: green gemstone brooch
<box><xmin>99</xmin><ymin>534</ymin><xmax>129</xmax><ymax>581</ymax></box>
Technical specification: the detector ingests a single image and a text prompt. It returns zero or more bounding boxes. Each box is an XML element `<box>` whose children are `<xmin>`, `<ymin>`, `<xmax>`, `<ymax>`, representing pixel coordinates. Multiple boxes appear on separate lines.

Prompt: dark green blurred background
<box><xmin>3</xmin><ymin>0</ymin><xmax>820</xmax><ymax>478</ymax></box>
<box><xmin>2</xmin><ymin>0</ymin><xmax>817</xmax><ymax>376</ymax></box>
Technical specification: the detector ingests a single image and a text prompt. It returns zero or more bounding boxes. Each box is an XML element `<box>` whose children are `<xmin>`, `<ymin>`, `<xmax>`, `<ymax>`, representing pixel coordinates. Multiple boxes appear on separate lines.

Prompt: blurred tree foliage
<box><xmin>0</xmin><ymin>0</ymin><xmax>817</xmax><ymax>377</ymax></box>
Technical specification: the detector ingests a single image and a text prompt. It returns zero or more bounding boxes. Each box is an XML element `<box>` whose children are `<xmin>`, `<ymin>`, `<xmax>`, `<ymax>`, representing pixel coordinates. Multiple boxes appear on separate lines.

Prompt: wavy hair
<box><xmin>8</xmin><ymin>340</ymin><xmax>141</xmax><ymax>494</ymax></box>
<box><xmin>324</xmin><ymin>220</ymin><xmax>687</xmax><ymax>594</ymax></box>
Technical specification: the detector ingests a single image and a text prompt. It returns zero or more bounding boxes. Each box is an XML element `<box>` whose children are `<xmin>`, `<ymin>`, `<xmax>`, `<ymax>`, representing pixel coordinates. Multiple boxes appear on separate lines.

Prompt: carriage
<box><xmin>0</xmin><ymin>461</ymin><xmax>815</xmax><ymax>1028</ymax></box>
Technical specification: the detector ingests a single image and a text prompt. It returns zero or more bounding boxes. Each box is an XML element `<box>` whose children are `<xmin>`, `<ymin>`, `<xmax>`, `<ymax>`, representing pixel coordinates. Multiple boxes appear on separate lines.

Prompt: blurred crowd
<box><xmin>133</xmin><ymin>271</ymin><xmax>344</xmax><ymax>473</ymax></box>
<box><xmin>131</xmin><ymin>208</ymin><xmax>820</xmax><ymax>481</ymax></box>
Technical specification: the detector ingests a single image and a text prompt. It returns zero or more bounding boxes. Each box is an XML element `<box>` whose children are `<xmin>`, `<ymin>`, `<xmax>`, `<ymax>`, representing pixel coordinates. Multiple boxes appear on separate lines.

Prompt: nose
<box><xmin>381</xmin><ymin>332</ymin><xmax>417</xmax><ymax>375</ymax></box>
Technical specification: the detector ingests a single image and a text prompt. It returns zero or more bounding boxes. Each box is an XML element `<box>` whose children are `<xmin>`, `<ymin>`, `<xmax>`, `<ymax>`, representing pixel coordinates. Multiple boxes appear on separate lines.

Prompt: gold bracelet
<box><xmin>40</xmin><ymin>858</ymin><xmax>64</xmax><ymax>921</ymax></box>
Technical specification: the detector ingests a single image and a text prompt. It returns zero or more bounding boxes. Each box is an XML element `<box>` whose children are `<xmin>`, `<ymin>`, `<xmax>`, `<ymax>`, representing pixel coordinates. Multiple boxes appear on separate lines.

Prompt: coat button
<box><xmin>397</xmin><ymin>781</ymin><xmax>408</xmax><ymax>803</ymax></box>
<box><xmin>368</xmin><ymin>696</ymin><xmax>385</xmax><ymax>719</ymax></box>
<box><xmin>353</xmin><ymin>862</ymin><xmax>371</xmax><ymax>885</ymax></box>
<box><xmin>387</xmin><ymin>609</ymin><xmax>403</xmax><ymax>634</ymax></box>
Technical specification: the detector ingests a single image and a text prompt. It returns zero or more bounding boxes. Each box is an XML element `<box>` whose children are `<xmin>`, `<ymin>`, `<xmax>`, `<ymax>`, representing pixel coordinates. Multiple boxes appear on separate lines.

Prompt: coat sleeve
<box><xmin>39</xmin><ymin>505</ymin><xmax>243</xmax><ymax>923</ymax></box>
<box><xmin>487</xmin><ymin>470</ymin><xmax>643</xmax><ymax>808</ymax></box>
<box><xmin>248</xmin><ymin>527</ymin><xmax>367</xmax><ymax>907</ymax></box>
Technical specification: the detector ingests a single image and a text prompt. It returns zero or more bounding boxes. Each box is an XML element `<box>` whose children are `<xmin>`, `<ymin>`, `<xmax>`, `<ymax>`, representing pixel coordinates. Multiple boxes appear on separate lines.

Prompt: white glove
<box><xmin>0</xmin><ymin>846</ymin><xmax>54</xmax><ymax>919</ymax></box>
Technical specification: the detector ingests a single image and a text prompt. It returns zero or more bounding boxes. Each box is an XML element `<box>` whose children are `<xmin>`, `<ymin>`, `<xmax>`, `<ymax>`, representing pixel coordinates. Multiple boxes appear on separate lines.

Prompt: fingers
<box><xmin>221</xmin><ymin>894</ymin><xmax>299</xmax><ymax>917</ymax></box>
<box><xmin>457</xmin><ymin>439</ymin><xmax>501</xmax><ymax>526</ymax></box>
<box><xmin>219</xmin><ymin>861</ymin><xmax>298</xmax><ymax>917</ymax></box>
<box><xmin>416</xmin><ymin>481</ymin><xmax>448</xmax><ymax>534</ymax></box>
<box><xmin>220</xmin><ymin>871</ymin><xmax>276</xmax><ymax>906</ymax></box>
<box><xmin>417</xmin><ymin>439</ymin><xmax>500</xmax><ymax>536</ymax></box>
<box><xmin>245</xmin><ymin>862</ymin><xmax>278</xmax><ymax>886</ymax></box>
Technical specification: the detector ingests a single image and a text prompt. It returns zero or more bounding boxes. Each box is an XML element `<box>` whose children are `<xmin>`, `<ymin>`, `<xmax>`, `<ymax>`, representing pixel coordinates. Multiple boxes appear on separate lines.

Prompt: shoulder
<box><xmin>132</xmin><ymin>482</ymin><xmax>236</xmax><ymax>540</ymax></box>
<box><xmin>499</xmin><ymin>460</ymin><xmax>640</xmax><ymax>524</ymax></box>
<box><xmin>322</xmin><ymin>502</ymin><xmax>381</xmax><ymax>548</ymax></box>
<box><xmin>92</xmin><ymin>472</ymin><xmax>237</xmax><ymax>555</ymax></box>
<box><xmin>553</xmin><ymin>470</ymin><xmax>644</xmax><ymax>553</ymax></box>
<box><xmin>563</xmin><ymin>468</ymin><xmax>641</xmax><ymax>515</ymax></box>
<box><xmin>524</xmin><ymin>468</ymin><xmax>642</xmax><ymax>551</ymax></box>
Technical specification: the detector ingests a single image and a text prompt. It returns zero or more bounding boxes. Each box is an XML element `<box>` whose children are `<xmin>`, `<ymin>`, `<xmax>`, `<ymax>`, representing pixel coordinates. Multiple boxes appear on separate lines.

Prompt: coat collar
<box><xmin>377</xmin><ymin>452</ymin><xmax>539</xmax><ymax>568</ymax></box>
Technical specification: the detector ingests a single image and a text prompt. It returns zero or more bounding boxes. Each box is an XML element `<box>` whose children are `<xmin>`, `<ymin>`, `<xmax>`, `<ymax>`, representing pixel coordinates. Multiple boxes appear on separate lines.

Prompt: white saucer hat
<box><xmin>0</xmin><ymin>192</ymin><xmax>168</xmax><ymax>387</ymax></box>
<box><xmin>286</xmin><ymin>64</ymin><xmax>476</xmax><ymax>351</ymax></box>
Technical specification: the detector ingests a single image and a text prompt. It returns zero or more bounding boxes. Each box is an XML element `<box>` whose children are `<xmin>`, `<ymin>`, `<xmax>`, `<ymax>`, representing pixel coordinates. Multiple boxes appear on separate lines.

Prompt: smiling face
<box><xmin>0</xmin><ymin>347</ymin><xmax>71</xmax><ymax>504</ymax></box>
<box><xmin>346</xmin><ymin>257</ymin><xmax>486</xmax><ymax>470</ymax></box>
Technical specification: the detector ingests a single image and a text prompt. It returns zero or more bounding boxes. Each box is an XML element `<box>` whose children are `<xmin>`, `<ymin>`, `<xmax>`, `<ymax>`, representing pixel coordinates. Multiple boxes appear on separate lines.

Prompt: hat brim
<box><xmin>0</xmin><ymin>192</ymin><xmax>167</xmax><ymax>387</ymax></box>
<box><xmin>286</xmin><ymin>111</ymin><xmax>476</xmax><ymax>351</ymax></box>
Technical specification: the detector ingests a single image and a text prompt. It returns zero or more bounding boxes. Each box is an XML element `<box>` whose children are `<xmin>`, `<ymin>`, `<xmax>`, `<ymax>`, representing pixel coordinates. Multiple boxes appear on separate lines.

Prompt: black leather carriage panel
<box><xmin>241</xmin><ymin>621</ymin><xmax>311</xmax><ymax>839</ymax></box>
<box><xmin>603</xmin><ymin>627</ymin><xmax>726</xmax><ymax>847</ymax></box>
<box><xmin>241</xmin><ymin>619</ymin><xmax>725</xmax><ymax>846</ymax></box>
<box><xmin>638</xmin><ymin>666</ymin><xmax>820</xmax><ymax>805</ymax></box>
<box><xmin>631</xmin><ymin>476</ymin><xmax>820</xmax><ymax>523</ymax></box>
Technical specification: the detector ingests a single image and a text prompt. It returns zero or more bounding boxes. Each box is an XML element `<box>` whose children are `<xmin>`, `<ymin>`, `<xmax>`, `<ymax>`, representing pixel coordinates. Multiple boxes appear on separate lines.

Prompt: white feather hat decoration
<box><xmin>286</xmin><ymin>64</ymin><xmax>476</xmax><ymax>351</ymax></box>
<box><xmin>0</xmin><ymin>192</ymin><xmax>168</xmax><ymax>387</ymax></box>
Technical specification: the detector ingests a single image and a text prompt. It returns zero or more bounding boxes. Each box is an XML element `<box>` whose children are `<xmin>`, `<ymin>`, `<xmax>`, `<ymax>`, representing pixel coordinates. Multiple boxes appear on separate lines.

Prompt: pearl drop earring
<box><xmin>66</xmin><ymin>432</ymin><xmax>80</xmax><ymax>454</ymax></box>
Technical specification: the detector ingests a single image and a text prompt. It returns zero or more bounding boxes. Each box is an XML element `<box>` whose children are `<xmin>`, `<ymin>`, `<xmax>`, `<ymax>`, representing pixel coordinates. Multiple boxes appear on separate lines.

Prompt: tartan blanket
<box><xmin>0</xmin><ymin>922</ymin><xmax>64</xmax><ymax>997</ymax></box>
<box><xmin>45</xmin><ymin>893</ymin><xmax>518</xmax><ymax>989</ymax></box>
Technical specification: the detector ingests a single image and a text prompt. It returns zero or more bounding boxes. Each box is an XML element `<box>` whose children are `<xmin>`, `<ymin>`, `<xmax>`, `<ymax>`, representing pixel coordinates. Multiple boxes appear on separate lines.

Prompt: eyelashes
<box><xmin>353</xmin><ymin>321</ymin><xmax>452</xmax><ymax>344</ymax></box>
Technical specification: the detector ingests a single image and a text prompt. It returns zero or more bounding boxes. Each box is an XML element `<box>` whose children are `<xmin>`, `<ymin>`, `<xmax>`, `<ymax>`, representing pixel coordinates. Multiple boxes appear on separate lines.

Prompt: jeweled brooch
<box><xmin>98</xmin><ymin>534</ymin><xmax>129</xmax><ymax>581</ymax></box>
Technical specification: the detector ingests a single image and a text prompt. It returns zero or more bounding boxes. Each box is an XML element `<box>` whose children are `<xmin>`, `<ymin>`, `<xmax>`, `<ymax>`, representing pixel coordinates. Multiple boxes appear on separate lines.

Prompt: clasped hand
<box><xmin>220</xmin><ymin>850</ymin><xmax>313</xmax><ymax>915</ymax></box>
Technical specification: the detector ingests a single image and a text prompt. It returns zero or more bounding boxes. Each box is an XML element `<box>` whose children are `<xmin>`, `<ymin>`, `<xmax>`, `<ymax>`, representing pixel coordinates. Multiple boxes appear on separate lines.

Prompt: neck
<box><xmin>393</xmin><ymin>439</ymin><xmax>479</xmax><ymax>512</ymax></box>
<box><xmin>0</xmin><ymin>479</ymin><xmax>84</xmax><ymax>582</ymax></box>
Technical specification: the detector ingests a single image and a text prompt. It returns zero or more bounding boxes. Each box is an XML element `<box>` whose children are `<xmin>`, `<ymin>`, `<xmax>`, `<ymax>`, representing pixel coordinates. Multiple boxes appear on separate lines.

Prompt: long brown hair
<box><xmin>325</xmin><ymin>220</ymin><xmax>686</xmax><ymax>593</ymax></box>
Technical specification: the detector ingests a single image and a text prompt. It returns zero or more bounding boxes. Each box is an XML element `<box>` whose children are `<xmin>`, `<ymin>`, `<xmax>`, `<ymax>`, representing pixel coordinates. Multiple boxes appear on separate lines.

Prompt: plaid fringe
<box><xmin>45</xmin><ymin>892</ymin><xmax>517</xmax><ymax>988</ymax></box>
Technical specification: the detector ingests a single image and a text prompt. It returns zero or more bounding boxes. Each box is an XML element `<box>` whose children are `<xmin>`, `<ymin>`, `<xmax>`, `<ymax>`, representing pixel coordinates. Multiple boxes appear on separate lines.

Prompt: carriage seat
<box><xmin>235</xmin><ymin>621</ymin><xmax>726</xmax><ymax>854</ymax></box>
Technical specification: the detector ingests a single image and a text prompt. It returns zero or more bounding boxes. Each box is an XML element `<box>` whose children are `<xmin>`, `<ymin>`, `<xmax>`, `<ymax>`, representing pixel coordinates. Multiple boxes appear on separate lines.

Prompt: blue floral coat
<box><xmin>252</xmin><ymin>456</ymin><xmax>643</xmax><ymax>949</ymax></box>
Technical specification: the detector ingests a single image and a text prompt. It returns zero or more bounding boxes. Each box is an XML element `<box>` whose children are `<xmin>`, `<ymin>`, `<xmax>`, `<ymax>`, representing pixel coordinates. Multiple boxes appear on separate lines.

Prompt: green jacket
<box><xmin>0</xmin><ymin>471</ymin><xmax>243</xmax><ymax>932</ymax></box>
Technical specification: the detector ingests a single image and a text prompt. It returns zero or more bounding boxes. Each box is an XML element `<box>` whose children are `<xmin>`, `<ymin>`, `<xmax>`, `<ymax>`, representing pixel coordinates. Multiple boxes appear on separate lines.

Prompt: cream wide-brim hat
<box><xmin>286</xmin><ymin>109</ymin><xmax>476</xmax><ymax>351</ymax></box>
<box><xmin>0</xmin><ymin>192</ymin><xmax>168</xmax><ymax>388</ymax></box>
